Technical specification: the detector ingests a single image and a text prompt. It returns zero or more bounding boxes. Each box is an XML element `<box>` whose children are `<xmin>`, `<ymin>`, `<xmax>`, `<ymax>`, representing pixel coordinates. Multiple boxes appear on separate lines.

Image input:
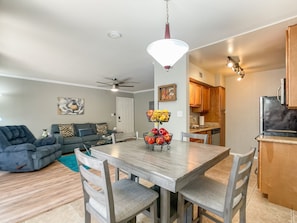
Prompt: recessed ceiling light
<box><xmin>107</xmin><ymin>31</ymin><xmax>122</xmax><ymax>39</ymax></box>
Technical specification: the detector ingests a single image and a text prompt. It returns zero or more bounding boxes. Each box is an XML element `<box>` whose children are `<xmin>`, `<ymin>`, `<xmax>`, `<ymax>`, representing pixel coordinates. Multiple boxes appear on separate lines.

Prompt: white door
<box><xmin>116</xmin><ymin>97</ymin><xmax>134</xmax><ymax>133</ymax></box>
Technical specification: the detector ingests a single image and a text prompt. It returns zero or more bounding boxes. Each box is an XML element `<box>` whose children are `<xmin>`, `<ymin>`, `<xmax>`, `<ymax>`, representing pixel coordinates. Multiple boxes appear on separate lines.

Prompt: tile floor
<box><xmin>22</xmin><ymin>156</ymin><xmax>296</xmax><ymax>223</ymax></box>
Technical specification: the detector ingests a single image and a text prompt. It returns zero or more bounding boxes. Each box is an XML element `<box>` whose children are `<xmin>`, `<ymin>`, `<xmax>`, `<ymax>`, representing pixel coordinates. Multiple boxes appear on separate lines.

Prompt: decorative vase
<box><xmin>41</xmin><ymin>129</ymin><xmax>48</xmax><ymax>138</ymax></box>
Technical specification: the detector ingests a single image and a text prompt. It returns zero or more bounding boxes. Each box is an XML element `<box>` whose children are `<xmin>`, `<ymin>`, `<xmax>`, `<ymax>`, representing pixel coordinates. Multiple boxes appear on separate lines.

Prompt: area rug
<box><xmin>57</xmin><ymin>151</ymin><xmax>90</xmax><ymax>172</ymax></box>
<box><xmin>0</xmin><ymin>161</ymin><xmax>83</xmax><ymax>223</ymax></box>
<box><xmin>58</xmin><ymin>153</ymin><xmax>80</xmax><ymax>172</ymax></box>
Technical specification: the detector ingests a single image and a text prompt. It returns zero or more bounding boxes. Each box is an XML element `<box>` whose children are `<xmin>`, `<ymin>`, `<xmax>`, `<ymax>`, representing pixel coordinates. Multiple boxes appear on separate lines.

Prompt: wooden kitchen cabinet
<box><xmin>196</xmin><ymin>86</ymin><xmax>210</xmax><ymax>113</ymax></box>
<box><xmin>189</xmin><ymin>81</ymin><xmax>202</xmax><ymax>107</ymax></box>
<box><xmin>286</xmin><ymin>24</ymin><xmax>297</xmax><ymax>108</ymax></box>
<box><xmin>191</xmin><ymin>84</ymin><xmax>210</xmax><ymax>113</ymax></box>
<box><xmin>204</xmin><ymin>86</ymin><xmax>225</xmax><ymax>146</ymax></box>
<box><xmin>257</xmin><ymin>136</ymin><xmax>297</xmax><ymax>210</ymax></box>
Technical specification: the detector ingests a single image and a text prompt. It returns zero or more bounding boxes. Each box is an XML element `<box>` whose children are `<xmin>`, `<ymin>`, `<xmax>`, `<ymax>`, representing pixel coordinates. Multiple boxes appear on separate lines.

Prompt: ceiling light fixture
<box><xmin>107</xmin><ymin>31</ymin><xmax>122</xmax><ymax>39</ymax></box>
<box><xmin>110</xmin><ymin>84</ymin><xmax>119</xmax><ymax>92</ymax></box>
<box><xmin>226</xmin><ymin>56</ymin><xmax>245</xmax><ymax>80</ymax></box>
<box><xmin>146</xmin><ymin>0</ymin><xmax>189</xmax><ymax>70</ymax></box>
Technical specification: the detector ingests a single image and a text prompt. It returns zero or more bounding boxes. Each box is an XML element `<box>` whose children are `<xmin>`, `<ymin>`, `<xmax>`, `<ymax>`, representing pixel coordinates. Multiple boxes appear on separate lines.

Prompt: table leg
<box><xmin>160</xmin><ymin>187</ymin><xmax>170</xmax><ymax>223</ymax></box>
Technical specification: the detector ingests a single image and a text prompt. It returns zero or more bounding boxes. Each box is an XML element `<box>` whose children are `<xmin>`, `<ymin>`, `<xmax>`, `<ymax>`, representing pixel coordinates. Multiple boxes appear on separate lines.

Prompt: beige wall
<box><xmin>134</xmin><ymin>90</ymin><xmax>154</xmax><ymax>136</ymax></box>
<box><xmin>0</xmin><ymin>76</ymin><xmax>133</xmax><ymax>137</ymax></box>
<box><xmin>225</xmin><ymin>68</ymin><xmax>285</xmax><ymax>154</ymax></box>
<box><xmin>154</xmin><ymin>55</ymin><xmax>189</xmax><ymax>140</ymax></box>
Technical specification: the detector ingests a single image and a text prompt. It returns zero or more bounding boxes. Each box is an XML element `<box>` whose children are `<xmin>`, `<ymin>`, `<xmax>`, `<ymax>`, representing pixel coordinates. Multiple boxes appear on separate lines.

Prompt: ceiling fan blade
<box><xmin>119</xmin><ymin>85</ymin><xmax>134</xmax><ymax>87</ymax></box>
<box><xmin>96</xmin><ymin>81</ymin><xmax>112</xmax><ymax>86</ymax></box>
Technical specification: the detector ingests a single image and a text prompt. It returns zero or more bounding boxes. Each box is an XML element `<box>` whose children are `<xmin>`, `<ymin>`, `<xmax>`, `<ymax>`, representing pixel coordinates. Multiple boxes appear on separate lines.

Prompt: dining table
<box><xmin>91</xmin><ymin>139</ymin><xmax>230</xmax><ymax>223</ymax></box>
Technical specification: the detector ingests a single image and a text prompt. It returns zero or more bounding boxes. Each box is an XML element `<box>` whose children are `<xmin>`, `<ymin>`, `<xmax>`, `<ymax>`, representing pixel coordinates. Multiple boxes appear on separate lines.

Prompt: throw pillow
<box><xmin>96</xmin><ymin>123</ymin><xmax>108</xmax><ymax>135</ymax></box>
<box><xmin>59</xmin><ymin>124</ymin><xmax>74</xmax><ymax>137</ymax></box>
<box><xmin>78</xmin><ymin>128</ymin><xmax>93</xmax><ymax>137</ymax></box>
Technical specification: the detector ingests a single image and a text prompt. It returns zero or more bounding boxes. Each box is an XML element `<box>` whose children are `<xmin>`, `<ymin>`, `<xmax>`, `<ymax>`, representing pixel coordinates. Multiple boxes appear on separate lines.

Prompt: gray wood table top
<box><xmin>91</xmin><ymin>139</ymin><xmax>230</xmax><ymax>193</ymax></box>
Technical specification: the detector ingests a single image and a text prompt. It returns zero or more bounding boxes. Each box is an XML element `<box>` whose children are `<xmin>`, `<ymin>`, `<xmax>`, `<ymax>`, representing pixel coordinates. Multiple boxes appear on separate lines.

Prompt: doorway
<box><xmin>116</xmin><ymin>97</ymin><xmax>134</xmax><ymax>133</ymax></box>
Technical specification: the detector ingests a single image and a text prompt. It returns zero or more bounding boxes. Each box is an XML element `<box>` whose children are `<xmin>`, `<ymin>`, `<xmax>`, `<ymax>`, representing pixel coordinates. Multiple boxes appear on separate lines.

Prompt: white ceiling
<box><xmin>1</xmin><ymin>0</ymin><xmax>297</xmax><ymax>92</ymax></box>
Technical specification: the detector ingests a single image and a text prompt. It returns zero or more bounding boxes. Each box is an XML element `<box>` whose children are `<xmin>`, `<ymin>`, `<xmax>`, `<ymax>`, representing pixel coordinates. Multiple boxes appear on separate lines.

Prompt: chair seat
<box><xmin>180</xmin><ymin>176</ymin><xmax>226</xmax><ymax>217</ymax></box>
<box><xmin>89</xmin><ymin>179</ymin><xmax>159</xmax><ymax>222</ymax></box>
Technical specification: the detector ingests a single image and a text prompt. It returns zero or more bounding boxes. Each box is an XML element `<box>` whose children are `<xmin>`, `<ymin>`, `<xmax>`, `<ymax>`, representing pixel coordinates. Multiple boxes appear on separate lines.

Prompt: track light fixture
<box><xmin>226</xmin><ymin>56</ymin><xmax>245</xmax><ymax>80</ymax></box>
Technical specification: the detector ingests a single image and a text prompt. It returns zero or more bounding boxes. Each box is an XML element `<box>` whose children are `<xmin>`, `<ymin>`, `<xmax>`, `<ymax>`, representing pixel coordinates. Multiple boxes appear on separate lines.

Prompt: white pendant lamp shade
<box><xmin>147</xmin><ymin>0</ymin><xmax>189</xmax><ymax>70</ymax></box>
<box><xmin>147</xmin><ymin>38</ymin><xmax>189</xmax><ymax>68</ymax></box>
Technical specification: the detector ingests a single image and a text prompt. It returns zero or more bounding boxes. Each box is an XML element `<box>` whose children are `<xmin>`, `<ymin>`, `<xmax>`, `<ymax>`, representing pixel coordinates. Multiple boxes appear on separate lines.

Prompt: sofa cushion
<box><xmin>58</xmin><ymin>124</ymin><xmax>74</xmax><ymax>137</ymax></box>
<box><xmin>74</xmin><ymin>123</ymin><xmax>92</xmax><ymax>136</ymax></box>
<box><xmin>96</xmin><ymin>123</ymin><xmax>108</xmax><ymax>135</ymax></box>
<box><xmin>0</xmin><ymin>126</ymin><xmax>13</xmax><ymax>140</ymax></box>
<box><xmin>63</xmin><ymin>136</ymin><xmax>82</xmax><ymax>145</ymax></box>
<box><xmin>81</xmin><ymin>134</ymin><xmax>101</xmax><ymax>142</ymax></box>
<box><xmin>78</xmin><ymin>128</ymin><xmax>94</xmax><ymax>137</ymax></box>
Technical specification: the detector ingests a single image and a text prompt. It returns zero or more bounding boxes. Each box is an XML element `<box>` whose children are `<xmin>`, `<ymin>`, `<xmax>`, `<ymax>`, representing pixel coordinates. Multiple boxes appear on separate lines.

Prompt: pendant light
<box><xmin>147</xmin><ymin>0</ymin><xmax>189</xmax><ymax>70</ymax></box>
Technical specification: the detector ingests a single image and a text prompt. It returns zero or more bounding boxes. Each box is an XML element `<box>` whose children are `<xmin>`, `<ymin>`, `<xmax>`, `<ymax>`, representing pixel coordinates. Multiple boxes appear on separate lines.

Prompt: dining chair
<box><xmin>74</xmin><ymin>148</ymin><xmax>159</xmax><ymax>223</ymax></box>
<box><xmin>177</xmin><ymin>147</ymin><xmax>256</xmax><ymax>223</ymax></box>
<box><xmin>111</xmin><ymin>132</ymin><xmax>139</xmax><ymax>182</ymax></box>
<box><xmin>181</xmin><ymin>132</ymin><xmax>208</xmax><ymax>144</ymax></box>
<box><xmin>112</xmin><ymin>131</ymin><xmax>139</xmax><ymax>143</ymax></box>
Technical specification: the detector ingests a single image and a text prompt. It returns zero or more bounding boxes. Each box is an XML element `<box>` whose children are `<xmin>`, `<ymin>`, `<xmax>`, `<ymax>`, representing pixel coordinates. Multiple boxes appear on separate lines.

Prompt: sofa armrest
<box><xmin>53</xmin><ymin>133</ymin><xmax>63</xmax><ymax>144</ymax></box>
<box><xmin>3</xmin><ymin>143</ymin><xmax>36</xmax><ymax>153</ymax></box>
<box><xmin>34</xmin><ymin>136</ymin><xmax>56</xmax><ymax>147</ymax></box>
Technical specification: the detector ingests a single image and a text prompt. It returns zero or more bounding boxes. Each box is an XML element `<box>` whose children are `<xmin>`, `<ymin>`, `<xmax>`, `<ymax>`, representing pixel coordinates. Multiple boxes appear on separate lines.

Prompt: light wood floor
<box><xmin>2</xmin><ymin>156</ymin><xmax>296</xmax><ymax>223</ymax></box>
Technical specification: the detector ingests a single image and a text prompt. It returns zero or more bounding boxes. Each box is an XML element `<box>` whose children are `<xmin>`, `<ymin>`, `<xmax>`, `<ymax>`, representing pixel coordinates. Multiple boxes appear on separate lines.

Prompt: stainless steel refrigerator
<box><xmin>260</xmin><ymin>96</ymin><xmax>297</xmax><ymax>137</ymax></box>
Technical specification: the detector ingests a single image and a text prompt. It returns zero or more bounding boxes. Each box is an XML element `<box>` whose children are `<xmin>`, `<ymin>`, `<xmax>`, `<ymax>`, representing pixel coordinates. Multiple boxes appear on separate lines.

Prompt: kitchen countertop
<box><xmin>189</xmin><ymin>123</ymin><xmax>220</xmax><ymax>133</ymax></box>
<box><xmin>256</xmin><ymin>135</ymin><xmax>297</xmax><ymax>145</ymax></box>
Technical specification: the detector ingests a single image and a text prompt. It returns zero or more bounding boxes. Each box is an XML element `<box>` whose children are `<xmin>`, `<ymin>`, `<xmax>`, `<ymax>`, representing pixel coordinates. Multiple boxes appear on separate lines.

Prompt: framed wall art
<box><xmin>158</xmin><ymin>84</ymin><xmax>177</xmax><ymax>102</ymax></box>
<box><xmin>57</xmin><ymin>97</ymin><xmax>85</xmax><ymax>115</ymax></box>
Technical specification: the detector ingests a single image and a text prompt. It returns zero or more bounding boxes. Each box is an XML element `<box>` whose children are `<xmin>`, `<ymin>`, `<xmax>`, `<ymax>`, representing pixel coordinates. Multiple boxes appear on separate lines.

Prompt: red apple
<box><xmin>163</xmin><ymin>133</ymin><xmax>171</xmax><ymax>143</ymax></box>
<box><xmin>156</xmin><ymin>136</ymin><xmax>165</xmax><ymax>145</ymax></box>
<box><xmin>147</xmin><ymin>136</ymin><xmax>155</xmax><ymax>144</ymax></box>
<box><xmin>146</xmin><ymin>110</ymin><xmax>154</xmax><ymax>118</ymax></box>
<box><xmin>159</xmin><ymin>128</ymin><xmax>168</xmax><ymax>135</ymax></box>
<box><xmin>151</xmin><ymin>128</ymin><xmax>159</xmax><ymax>135</ymax></box>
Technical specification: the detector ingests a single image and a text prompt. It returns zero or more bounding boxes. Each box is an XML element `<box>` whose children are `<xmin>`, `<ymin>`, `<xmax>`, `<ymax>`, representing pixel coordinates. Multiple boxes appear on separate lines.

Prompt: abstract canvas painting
<box><xmin>57</xmin><ymin>97</ymin><xmax>85</xmax><ymax>115</ymax></box>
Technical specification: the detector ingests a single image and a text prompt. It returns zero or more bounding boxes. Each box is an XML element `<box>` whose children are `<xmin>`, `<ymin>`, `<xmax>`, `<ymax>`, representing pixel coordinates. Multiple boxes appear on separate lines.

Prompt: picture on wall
<box><xmin>57</xmin><ymin>97</ymin><xmax>85</xmax><ymax>115</ymax></box>
<box><xmin>158</xmin><ymin>84</ymin><xmax>177</xmax><ymax>102</ymax></box>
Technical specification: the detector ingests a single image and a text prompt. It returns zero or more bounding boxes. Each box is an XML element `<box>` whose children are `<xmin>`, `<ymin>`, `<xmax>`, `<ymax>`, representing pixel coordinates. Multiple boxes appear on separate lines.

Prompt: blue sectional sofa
<box><xmin>0</xmin><ymin>125</ymin><xmax>62</xmax><ymax>172</ymax></box>
<box><xmin>51</xmin><ymin>122</ymin><xmax>113</xmax><ymax>154</ymax></box>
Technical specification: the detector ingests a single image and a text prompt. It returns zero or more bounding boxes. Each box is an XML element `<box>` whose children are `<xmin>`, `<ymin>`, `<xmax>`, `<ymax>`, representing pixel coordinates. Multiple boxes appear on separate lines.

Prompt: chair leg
<box><xmin>177</xmin><ymin>193</ymin><xmax>185</xmax><ymax>223</ymax></box>
<box><xmin>239</xmin><ymin>202</ymin><xmax>247</xmax><ymax>223</ymax></box>
<box><xmin>150</xmin><ymin>200</ymin><xmax>158</xmax><ymax>223</ymax></box>
<box><xmin>115</xmin><ymin>167</ymin><xmax>120</xmax><ymax>181</ymax></box>
<box><xmin>85</xmin><ymin>210</ymin><xmax>91</xmax><ymax>223</ymax></box>
<box><xmin>130</xmin><ymin>216</ymin><xmax>136</xmax><ymax>223</ymax></box>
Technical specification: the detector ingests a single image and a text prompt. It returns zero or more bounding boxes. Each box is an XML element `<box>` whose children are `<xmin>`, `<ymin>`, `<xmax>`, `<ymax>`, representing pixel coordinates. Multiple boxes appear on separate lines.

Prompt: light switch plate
<box><xmin>177</xmin><ymin>111</ymin><xmax>183</xmax><ymax>117</ymax></box>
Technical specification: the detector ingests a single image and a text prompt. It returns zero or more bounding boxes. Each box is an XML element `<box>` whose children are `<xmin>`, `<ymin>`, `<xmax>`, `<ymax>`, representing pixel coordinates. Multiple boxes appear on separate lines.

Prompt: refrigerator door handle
<box><xmin>277</xmin><ymin>86</ymin><xmax>281</xmax><ymax>102</ymax></box>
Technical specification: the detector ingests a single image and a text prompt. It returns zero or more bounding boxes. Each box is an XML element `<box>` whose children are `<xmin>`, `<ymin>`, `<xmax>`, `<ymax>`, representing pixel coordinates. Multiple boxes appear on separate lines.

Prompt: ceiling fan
<box><xmin>96</xmin><ymin>77</ymin><xmax>136</xmax><ymax>91</ymax></box>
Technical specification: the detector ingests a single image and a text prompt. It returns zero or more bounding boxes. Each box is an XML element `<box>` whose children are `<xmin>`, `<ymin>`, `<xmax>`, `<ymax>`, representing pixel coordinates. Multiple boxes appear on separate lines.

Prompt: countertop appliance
<box><xmin>211</xmin><ymin>128</ymin><xmax>220</xmax><ymax>145</ymax></box>
<box><xmin>260</xmin><ymin>96</ymin><xmax>297</xmax><ymax>137</ymax></box>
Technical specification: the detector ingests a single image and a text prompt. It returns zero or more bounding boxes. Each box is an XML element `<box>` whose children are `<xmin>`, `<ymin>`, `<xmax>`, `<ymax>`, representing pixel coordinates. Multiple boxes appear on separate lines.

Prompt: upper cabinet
<box><xmin>286</xmin><ymin>24</ymin><xmax>297</xmax><ymax>108</ymax></box>
<box><xmin>190</xmin><ymin>79</ymin><xmax>210</xmax><ymax>113</ymax></box>
<box><xmin>189</xmin><ymin>81</ymin><xmax>202</xmax><ymax>107</ymax></box>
